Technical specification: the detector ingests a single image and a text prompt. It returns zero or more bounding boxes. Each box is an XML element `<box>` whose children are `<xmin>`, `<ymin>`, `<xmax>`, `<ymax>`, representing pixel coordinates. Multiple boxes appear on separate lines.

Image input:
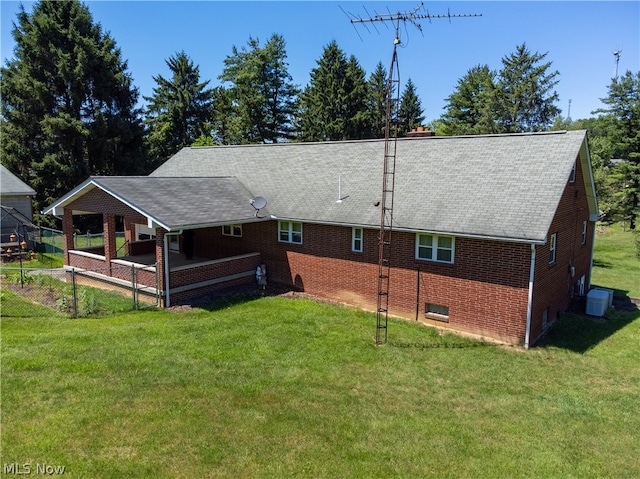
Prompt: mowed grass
<box><xmin>591</xmin><ymin>224</ymin><xmax>640</xmax><ymax>297</ymax></box>
<box><xmin>2</xmin><ymin>293</ymin><xmax>639</xmax><ymax>478</ymax></box>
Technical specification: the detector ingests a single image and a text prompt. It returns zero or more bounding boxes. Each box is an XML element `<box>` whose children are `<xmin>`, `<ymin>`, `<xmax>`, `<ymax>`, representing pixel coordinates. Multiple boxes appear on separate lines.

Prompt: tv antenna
<box><xmin>345</xmin><ymin>2</ymin><xmax>481</xmax><ymax>345</ymax></box>
<box><xmin>612</xmin><ymin>49</ymin><xmax>622</xmax><ymax>81</ymax></box>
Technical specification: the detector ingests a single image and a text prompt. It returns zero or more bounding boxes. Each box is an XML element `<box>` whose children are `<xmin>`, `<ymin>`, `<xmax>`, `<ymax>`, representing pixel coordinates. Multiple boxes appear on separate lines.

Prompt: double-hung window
<box><xmin>279</xmin><ymin>221</ymin><xmax>302</xmax><ymax>244</ymax></box>
<box><xmin>352</xmin><ymin>227</ymin><xmax>363</xmax><ymax>252</ymax></box>
<box><xmin>549</xmin><ymin>233</ymin><xmax>557</xmax><ymax>265</ymax></box>
<box><xmin>222</xmin><ymin>224</ymin><xmax>243</xmax><ymax>237</ymax></box>
<box><xmin>569</xmin><ymin>161</ymin><xmax>576</xmax><ymax>183</ymax></box>
<box><xmin>416</xmin><ymin>234</ymin><xmax>454</xmax><ymax>263</ymax></box>
<box><xmin>581</xmin><ymin>221</ymin><xmax>587</xmax><ymax>245</ymax></box>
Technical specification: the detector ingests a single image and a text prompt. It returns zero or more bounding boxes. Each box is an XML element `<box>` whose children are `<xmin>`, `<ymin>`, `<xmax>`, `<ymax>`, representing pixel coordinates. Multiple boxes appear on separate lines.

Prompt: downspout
<box><xmin>588</xmin><ymin>222</ymin><xmax>596</xmax><ymax>290</ymax></box>
<box><xmin>525</xmin><ymin>243</ymin><xmax>536</xmax><ymax>349</ymax></box>
<box><xmin>163</xmin><ymin>230</ymin><xmax>182</xmax><ymax>308</ymax></box>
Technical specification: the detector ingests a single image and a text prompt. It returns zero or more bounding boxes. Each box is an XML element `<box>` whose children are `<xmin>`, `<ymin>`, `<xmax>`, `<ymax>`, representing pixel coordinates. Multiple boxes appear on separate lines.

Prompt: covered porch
<box><xmin>44</xmin><ymin>176</ymin><xmax>271</xmax><ymax>306</ymax></box>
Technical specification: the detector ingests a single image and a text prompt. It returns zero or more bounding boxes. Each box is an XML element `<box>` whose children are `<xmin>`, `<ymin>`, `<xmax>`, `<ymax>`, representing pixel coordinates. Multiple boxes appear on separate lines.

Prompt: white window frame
<box><xmin>415</xmin><ymin>234</ymin><xmax>455</xmax><ymax>264</ymax></box>
<box><xmin>222</xmin><ymin>224</ymin><xmax>243</xmax><ymax>237</ymax></box>
<box><xmin>581</xmin><ymin>221</ymin><xmax>587</xmax><ymax>245</ymax></box>
<box><xmin>352</xmin><ymin>227</ymin><xmax>363</xmax><ymax>253</ymax></box>
<box><xmin>135</xmin><ymin>224</ymin><xmax>156</xmax><ymax>241</ymax></box>
<box><xmin>569</xmin><ymin>161</ymin><xmax>576</xmax><ymax>183</ymax></box>
<box><xmin>549</xmin><ymin>233</ymin><xmax>557</xmax><ymax>265</ymax></box>
<box><xmin>425</xmin><ymin>303</ymin><xmax>450</xmax><ymax>322</ymax></box>
<box><xmin>278</xmin><ymin>221</ymin><xmax>302</xmax><ymax>244</ymax></box>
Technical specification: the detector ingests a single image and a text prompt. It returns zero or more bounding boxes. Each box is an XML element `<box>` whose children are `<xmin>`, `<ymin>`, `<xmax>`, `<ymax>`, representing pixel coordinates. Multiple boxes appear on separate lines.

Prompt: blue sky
<box><xmin>1</xmin><ymin>1</ymin><xmax>639</xmax><ymax>122</ymax></box>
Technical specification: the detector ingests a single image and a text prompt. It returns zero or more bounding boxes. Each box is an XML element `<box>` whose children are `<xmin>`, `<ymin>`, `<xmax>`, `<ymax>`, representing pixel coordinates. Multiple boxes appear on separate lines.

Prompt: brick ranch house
<box><xmin>44</xmin><ymin>130</ymin><xmax>598</xmax><ymax>346</ymax></box>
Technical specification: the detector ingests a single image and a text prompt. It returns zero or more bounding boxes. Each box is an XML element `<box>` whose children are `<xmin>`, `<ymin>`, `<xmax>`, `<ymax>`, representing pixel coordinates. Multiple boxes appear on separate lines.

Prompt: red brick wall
<box><xmin>68</xmin><ymin>251</ymin><xmax>109</xmax><ymax>272</ymax></box>
<box><xmin>193</xmin><ymin>221</ymin><xmax>532</xmax><ymax>344</ymax></box>
<box><xmin>58</xmin><ymin>161</ymin><xmax>593</xmax><ymax>345</ymax></box>
<box><xmin>529</xmin><ymin>155</ymin><xmax>594</xmax><ymax>343</ymax></box>
<box><xmin>169</xmin><ymin>253</ymin><xmax>260</xmax><ymax>289</ymax></box>
<box><xmin>155</xmin><ymin>229</ymin><xmax>166</xmax><ymax>302</ymax></box>
<box><xmin>170</xmin><ymin>275</ymin><xmax>257</xmax><ymax>305</ymax></box>
<box><xmin>67</xmin><ymin>188</ymin><xmax>146</xmax><ymax>220</ymax></box>
<box><xmin>128</xmin><ymin>239</ymin><xmax>156</xmax><ymax>256</ymax></box>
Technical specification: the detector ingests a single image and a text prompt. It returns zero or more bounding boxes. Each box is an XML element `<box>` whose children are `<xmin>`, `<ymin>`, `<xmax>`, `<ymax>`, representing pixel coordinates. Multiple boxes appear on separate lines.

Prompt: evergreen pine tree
<box><xmin>398</xmin><ymin>79</ymin><xmax>425</xmax><ymax>136</ymax></box>
<box><xmin>440</xmin><ymin>65</ymin><xmax>499</xmax><ymax>135</ymax></box>
<box><xmin>367</xmin><ymin>62</ymin><xmax>388</xmax><ymax>139</ymax></box>
<box><xmin>344</xmin><ymin>56</ymin><xmax>370</xmax><ymax>140</ymax></box>
<box><xmin>593</xmin><ymin>71</ymin><xmax>640</xmax><ymax>229</ymax></box>
<box><xmin>299</xmin><ymin>41</ymin><xmax>349</xmax><ymax>141</ymax></box>
<box><xmin>144</xmin><ymin>51</ymin><xmax>214</xmax><ymax>161</ymax></box>
<box><xmin>0</xmin><ymin>0</ymin><xmax>145</xmax><ymax>227</ymax></box>
<box><xmin>219</xmin><ymin>34</ymin><xmax>299</xmax><ymax>144</ymax></box>
<box><xmin>497</xmin><ymin>43</ymin><xmax>561</xmax><ymax>132</ymax></box>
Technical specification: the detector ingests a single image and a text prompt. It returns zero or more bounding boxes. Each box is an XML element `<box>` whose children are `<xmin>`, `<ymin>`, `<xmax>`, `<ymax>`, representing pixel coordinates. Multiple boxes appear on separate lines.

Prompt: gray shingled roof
<box><xmin>46</xmin><ymin>176</ymin><xmax>270</xmax><ymax>230</ymax></box>
<box><xmin>151</xmin><ymin>130</ymin><xmax>592</xmax><ymax>243</ymax></box>
<box><xmin>0</xmin><ymin>164</ymin><xmax>36</xmax><ymax>196</ymax></box>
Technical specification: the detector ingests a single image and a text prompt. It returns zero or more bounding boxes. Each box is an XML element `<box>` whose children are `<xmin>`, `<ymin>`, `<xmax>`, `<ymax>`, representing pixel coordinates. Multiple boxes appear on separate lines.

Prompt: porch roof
<box><xmin>43</xmin><ymin>176</ymin><xmax>270</xmax><ymax>231</ymax></box>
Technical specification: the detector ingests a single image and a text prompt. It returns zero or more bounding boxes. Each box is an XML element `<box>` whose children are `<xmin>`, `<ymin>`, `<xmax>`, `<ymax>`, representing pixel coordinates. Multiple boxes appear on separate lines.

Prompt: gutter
<box><xmin>525</xmin><ymin>244</ymin><xmax>536</xmax><ymax>348</ymax></box>
<box><xmin>163</xmin><ymin>230</ymin><xmax>182</xmax><ymax>308</ymax></box>
<box><xmin>272</xmin><ymin>215</ymin><xmax>547</xmax><ymax>245</ymax></box>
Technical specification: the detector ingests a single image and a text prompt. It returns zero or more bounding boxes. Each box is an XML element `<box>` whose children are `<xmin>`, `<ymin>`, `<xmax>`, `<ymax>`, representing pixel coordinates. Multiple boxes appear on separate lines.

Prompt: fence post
<box><xmin>71</xmin><ymin>267</ymin><xmax>78</xmax><ymax>318</ymax></box>
<box><xmin>155</xmin><ymin>263</ymin><xmax>161</xmax><ymax>307</ymax></box>
<box><xmin>131</xmin><ymin>263</ymin><xmax>137</xmax><ymax>309</ymax></box>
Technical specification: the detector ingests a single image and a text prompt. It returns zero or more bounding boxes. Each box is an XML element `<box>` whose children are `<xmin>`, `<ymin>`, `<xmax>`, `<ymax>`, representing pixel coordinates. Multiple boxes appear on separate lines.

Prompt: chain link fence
<box><xmin>1</xmin><ymin>263</ymin><xmax>159</xmax><ymax>318</ymax></box>
<box><xmin>38</xmin><ymin>227</ymin><xmax>126</xmax><ymax>254</ymax></box>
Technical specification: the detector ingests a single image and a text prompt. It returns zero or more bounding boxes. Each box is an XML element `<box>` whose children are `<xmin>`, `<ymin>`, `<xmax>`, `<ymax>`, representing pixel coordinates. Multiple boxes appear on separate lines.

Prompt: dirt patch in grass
<box><xmin>1</xmin><ymin>279</ymin><xmax>61</xmax><ymax>310</ymax></box>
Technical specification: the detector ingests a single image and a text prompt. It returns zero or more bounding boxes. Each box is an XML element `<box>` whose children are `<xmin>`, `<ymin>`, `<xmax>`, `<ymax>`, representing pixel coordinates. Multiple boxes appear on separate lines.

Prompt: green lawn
<box><xmin>2</xmin><ymin>295</ymin><xmax>639</xmax><ymax>478</ymax></box>
<box><xmin>1</xmin><ymin>223</ymin><xmax>639</xmax><ymax>478</ymax></box>
<box><xmin>591</xmin><ymin>224</ymin><xmax>640</xmax><ymax>297</ymax></box>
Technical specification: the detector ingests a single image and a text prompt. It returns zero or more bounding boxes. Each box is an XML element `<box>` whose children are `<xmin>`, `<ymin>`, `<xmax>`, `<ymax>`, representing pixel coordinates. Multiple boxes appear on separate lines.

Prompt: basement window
<box><xmin>222</xmin><ymin>224</ymin><xmax>243</xmax><ymax>237</ymax></box>
<box><xmin>279</xmin><ymin>221</ymin><xmax>302</xmax><ymax>244</ymax></box>
<box><xmin>425</xmin><ymin>303</ymin><xmax>449</xmax><ymax>322</ymax></box>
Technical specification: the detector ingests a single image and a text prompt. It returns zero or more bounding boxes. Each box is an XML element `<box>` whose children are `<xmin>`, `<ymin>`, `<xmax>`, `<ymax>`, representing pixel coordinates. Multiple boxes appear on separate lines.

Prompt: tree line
<box><xmin>1</xmin><ymin>1</ymin><xmax>638</xmax><ymax>232</ymax></box>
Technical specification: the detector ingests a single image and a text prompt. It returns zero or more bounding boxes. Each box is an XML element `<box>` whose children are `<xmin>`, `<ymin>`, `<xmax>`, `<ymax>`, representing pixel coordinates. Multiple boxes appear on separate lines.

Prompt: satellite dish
<box><xmin>250</xmin><ymin>196</ymin><xmax>267</xmax><ymax>209</ymax></box>
<box><xmin>250</xmin><ymin>196</ymin><xmax>267</xmax><ymax>217</ymax></box>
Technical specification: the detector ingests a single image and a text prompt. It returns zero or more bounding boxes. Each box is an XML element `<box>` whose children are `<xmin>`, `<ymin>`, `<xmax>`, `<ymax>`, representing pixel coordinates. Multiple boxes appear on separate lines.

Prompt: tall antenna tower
<box><xmin>348</xmin><ymin>3</ymin><xmax>481</xmax><ymax>345</ymax></box>
<box><xmin>612</xmin><ymin>49</ymin><xmax>622</xmax><ymax>81</ymax></box>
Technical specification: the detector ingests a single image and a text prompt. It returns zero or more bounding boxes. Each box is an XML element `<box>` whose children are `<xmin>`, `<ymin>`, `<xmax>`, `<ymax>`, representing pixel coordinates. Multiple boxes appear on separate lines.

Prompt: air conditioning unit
<box><xmin>586</xmin><ymin>289</ymin><xmax>609</xmax><ymax>317</ymax></box>
<box><xmin>594</xmin><ymin>288</ymin><xmax>614</xmax><ymax>308</ymax></box>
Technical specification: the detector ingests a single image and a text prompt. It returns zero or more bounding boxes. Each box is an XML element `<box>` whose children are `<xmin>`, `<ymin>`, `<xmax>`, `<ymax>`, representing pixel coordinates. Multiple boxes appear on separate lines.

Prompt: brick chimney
<box><xmin>406</xmin><ymin>126</ymin><xmax>435</xmax><ymax>138</ymax></box>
